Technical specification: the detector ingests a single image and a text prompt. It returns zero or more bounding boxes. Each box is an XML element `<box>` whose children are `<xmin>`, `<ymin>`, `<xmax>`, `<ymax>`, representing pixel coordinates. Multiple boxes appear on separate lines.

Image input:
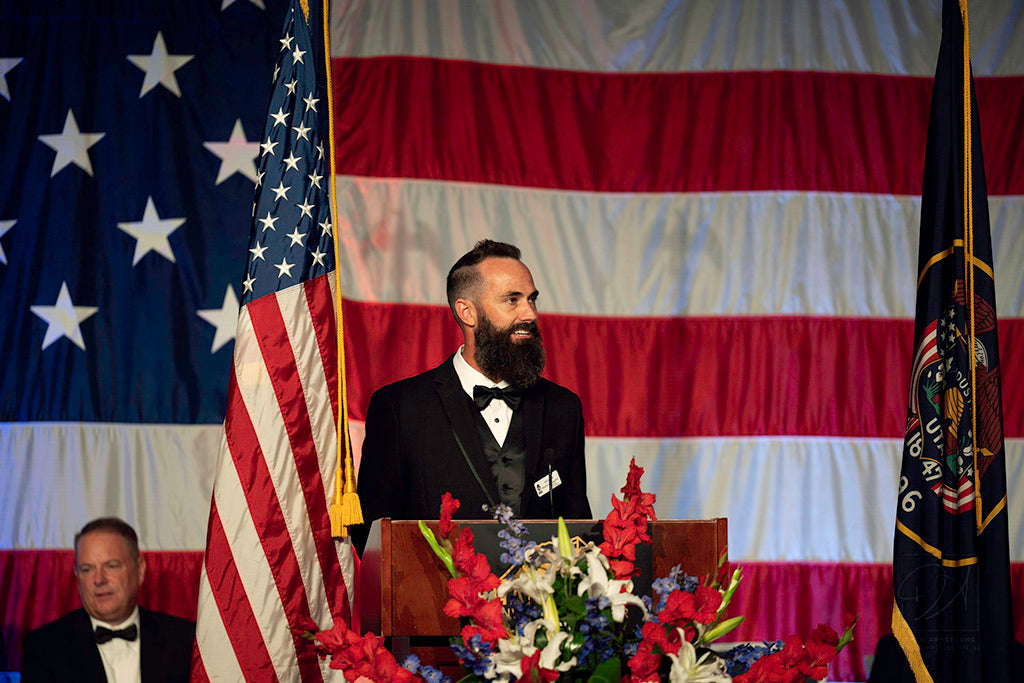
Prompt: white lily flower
<box><xmin>666</xmin><ymin>638</ymin><xmax>732</xmax><ymax>682</ymax></box>
<box><xmin>497</xmin><ymin>564</ymin><xmax>557</xmax><ymax>605</ymax></box>
<box><xmin>539</xmin><ymin>630</ymin><xmax>578</xmax><ymax>672</ymax></box>
<box><xmin>575</xmin><ymin>547</ymin><xmax>647</xmax><ymax>622</ymax></box>
<box><xmin>490</xmin><ymin>619</ymin><xmax>576</xmax><ymax>678</ymax></box>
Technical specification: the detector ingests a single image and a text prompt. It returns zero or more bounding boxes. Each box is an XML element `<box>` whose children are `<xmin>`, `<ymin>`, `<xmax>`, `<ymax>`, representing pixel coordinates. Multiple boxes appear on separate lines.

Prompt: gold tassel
<box><xmin>321</xmin><ymin>0</ymin><xmax>364</xmax><ymax>540</ymax></box>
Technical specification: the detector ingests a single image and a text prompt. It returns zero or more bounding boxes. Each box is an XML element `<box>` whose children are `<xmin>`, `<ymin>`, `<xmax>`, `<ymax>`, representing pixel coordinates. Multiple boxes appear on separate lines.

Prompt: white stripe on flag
<box><xmin>212</xmin><ymin>434</ymin><xmax>297</xmax><ymax>682</ymax></box>
<box><xmin>195</xmin><ymin>566</ymin><xmax>247</xmax><ymax>683</ymax></box>
<box><xmin>232</xmin><ymin>302</ymin><xmax>332</xmax><ymax>632</ymax></box>
<box><xmin>331</xmin><ymin>0</ymin><xmax>1024</xmax><ymax>76</ymax></box>
<box><xmin>335</xmin><ymin>177</ymin><xmax>1024</xmax><ymax>318</ymax></box>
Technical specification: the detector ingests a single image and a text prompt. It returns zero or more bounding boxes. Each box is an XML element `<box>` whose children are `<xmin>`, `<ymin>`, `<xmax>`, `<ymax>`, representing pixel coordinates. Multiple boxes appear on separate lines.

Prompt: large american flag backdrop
<box><xmin>0</xmin><ymin>2</ymin><xmax>1022</xmax><ymax>681</ymax></box>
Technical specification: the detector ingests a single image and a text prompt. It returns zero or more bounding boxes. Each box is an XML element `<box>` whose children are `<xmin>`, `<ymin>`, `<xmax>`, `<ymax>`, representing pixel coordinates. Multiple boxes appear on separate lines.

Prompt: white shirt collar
<box><xmin>88</xmin><ymin>605</ymin><xmax>140</xmax><ymax>632</ymax></box>
<box><xmin>452</xmin><ymin>345</ymin><xmax>509</xmax><ymax>399</ymax></box>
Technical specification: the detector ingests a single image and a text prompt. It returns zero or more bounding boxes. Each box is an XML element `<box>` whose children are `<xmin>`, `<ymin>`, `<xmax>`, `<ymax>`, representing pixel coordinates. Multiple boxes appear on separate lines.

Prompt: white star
<box><xmin>316</xmin><ymin>142</ymin><xmax>324</xmax><ymax>159</ymax></box>
<box><xmin>284</xmin><ymin>79</ymin><xmax>297</xmax><ymax>95</ymax></box>
<box><xmin>242</xmin><ymin>272</ymin><xmax>256</xmax><ymax>294</ymax></box>
<box><xmin>221</xmin><ymin>0</ymin><xmax>266</xmax><ymax>9</ymax></box>
<box><xmin>260</xmin><ymin>136</ymin><xmax>278</xmax><ymax>157</ymax></box>
<box><xmin>280</xmin><ymin>34</ymin><xmax>294</xmax><ymax>52</ymax></box>
<box><xmin>296</xmin><ymin>199</ymin><xmax>314</xmax><ymax>219</ymax></box>
<box><xmin>272</xmin><ymin>63</ymin><xmax>280</xmax><ymax>82</ymax></box>
<box><xmin>30</xmin><ymin>281</ymin><xmax>98</xmax><ymax>351</ymax></box>
<box><xmin>271</xmin><ymin>182</ymin><xmax>290</xmax><ymax>200</ymax></box>
<box><xmin>38</xmin><ymin>110</ymin><xmax>105</xmax><ymax>177</ymax></box>
<box><xmin>307</xmin><ymin>170</ymin><xmax>323</xmax><ymax>188</ymax></box>
<box><xmin>319</xmin><ymin>218</ymin><xmax>333</xmax><ymax>236</ymax></box>
<box><xmin>116</xmin><ymin>196</ymin><xmax>185</xmax><ymax>265</ymax></box>
<box><xmin>249</xmin><ymin>241</ymin><xmax>268</xmax><ymax>260</ymax></box>
<box><xmin>197</xmin><ymin>285</ymin><xmax>240</xmax><ymax>353</ymax></box>
<box><xmin>127</xmin><ymin>31</ymin><xmax>194</xmax><ymax>98</ymax></box>
<box><xmin>292</xmin><ymin>121</ymin><xmax>311</xmax><ymax>141</ymax></box>
<box><xmin>256</xmin><ymin>169</ymin><xmax>265</xmax><ymax>187</ymax></box>
<box><xmin>203</xmin><ymin>119</ymin><xmax>259</xmax><ymax>185</ymax></box>
<box><xmin>0</xmin><ymin>57</ymin><xmax>22</xmax><ymax>101</ymax></box>
<box><xmin>286</xmin><ymin>227</ymin><xmax>306</xmax><ymax>246</ymax></box>
<box><xmin>310</xmin><ymin>248</ymin><xmax>327</xmax><ymax>267</ymax></box>
<box><xmin>303</xmin><ymin>93</ymin><xmax>319</xmax><ymax>113</ymax></box>
<box><xmin>282</xmin><ymin>152</ymin><xmax>301</xmax><ymax>171</ymax></box>
<box><xmin>0</xmin><ymin>220</ymin><xmax>14</xmax><ymax>265</ymax></box>
<box><xmin>274</xmin><ymin>257</ymin><xmax>295</xmax><ymax>278</ymax></box>
<box><xmin>257</xmin><ymin>211</ymin><xmax>278</xmax><ymax>232</ymax></box>
<box><xmin>292</xmin><ymin>46</ymin><xmax>306</xmax><ymax>64</ymax></box>
<box><xmin>270</xmin><ymin>107</ymin><xmax>289</xmax><ymax>128</ymax></box>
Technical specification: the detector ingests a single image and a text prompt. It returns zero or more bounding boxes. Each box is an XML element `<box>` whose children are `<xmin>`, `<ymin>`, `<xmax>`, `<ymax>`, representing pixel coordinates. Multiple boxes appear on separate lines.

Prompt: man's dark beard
<box><xmin>474</xmin><ymin>315</ymin><xmax>546</xmax><ymax>389</ymax></box>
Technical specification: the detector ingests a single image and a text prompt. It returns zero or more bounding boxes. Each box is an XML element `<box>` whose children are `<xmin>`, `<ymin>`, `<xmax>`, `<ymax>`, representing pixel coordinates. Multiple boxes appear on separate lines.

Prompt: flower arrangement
<box><xmin>310</xmin><ymin>459</ymin><xmax>856</xmax><ymax>682</ymax></box>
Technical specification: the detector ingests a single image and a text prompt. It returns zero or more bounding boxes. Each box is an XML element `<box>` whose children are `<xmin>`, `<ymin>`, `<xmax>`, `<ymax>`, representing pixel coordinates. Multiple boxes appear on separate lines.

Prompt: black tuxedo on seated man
<box><xmin>20</xmin><ymin>516</ymin><xmax>195</xmax><ymax>683</ymax></box>
<box><xmin>21</xmin><ymin>607</ymin><xmax>195</xmax><ymax>683</ymax></box>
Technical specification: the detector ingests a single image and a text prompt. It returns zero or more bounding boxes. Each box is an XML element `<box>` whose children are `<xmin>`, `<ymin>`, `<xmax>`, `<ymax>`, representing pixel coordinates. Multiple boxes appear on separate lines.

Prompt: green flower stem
<box><xmin>418</xmin><ymin>520</ymin><xmax>457</xmax><ymax>578</ymax></box>
<box><xmin>557</xmin><ymin>516</ymin><xmax>573</xmax><ymax>561</ymax></box>
<box><xmin>699</xmin><ymin>615</ymin><xmax>744</xmax><ymax>645</ymax></box>
<box><xmin>717</xmin><ymin>567</ymin><xmax>743</xmax><ymax>617</ymax></box>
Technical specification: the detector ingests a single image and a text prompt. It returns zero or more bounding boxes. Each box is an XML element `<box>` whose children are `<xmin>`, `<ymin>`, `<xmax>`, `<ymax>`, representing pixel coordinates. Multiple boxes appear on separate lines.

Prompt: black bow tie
<box><xmin>473</xmin><ymin>385</ymin><xmax>522</xmax><ymax>410</ymax></box>
<box><xmin>94</xmin><ymin>624</ymin><xmax>138</xmax><ymax>644</ymax></box>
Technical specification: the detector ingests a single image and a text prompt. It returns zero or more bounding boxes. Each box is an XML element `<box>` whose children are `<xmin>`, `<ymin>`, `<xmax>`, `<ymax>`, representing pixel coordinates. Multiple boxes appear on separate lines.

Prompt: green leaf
<box><xmin>586</xmin><ymin>657</ymin><xmax>622</xmax><ymax>682</ymax></box>
<box><xmin>700</xmin><ymin>615</ymin><xmax>745</xmax><ymax>644</ymax></box>
<box><xmin>418</xmin><ymin>519</ymin><xmax>457</xmax><ymax>577</ymax></box>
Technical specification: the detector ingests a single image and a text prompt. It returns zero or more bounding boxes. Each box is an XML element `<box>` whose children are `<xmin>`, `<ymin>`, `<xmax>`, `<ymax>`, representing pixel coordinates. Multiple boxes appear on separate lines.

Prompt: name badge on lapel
<box><xmin>533</xmin><ymin>470</ymin><xmax>562</xmax><ymax>497</ymax></box>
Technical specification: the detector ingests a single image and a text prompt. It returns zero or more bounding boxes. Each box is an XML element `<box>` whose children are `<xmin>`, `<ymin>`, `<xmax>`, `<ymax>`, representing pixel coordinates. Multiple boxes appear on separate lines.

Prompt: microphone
<box><xmin>544</xmin><ymin>448</ymin><xmax>555</xmax><ymax>518</ymax></box>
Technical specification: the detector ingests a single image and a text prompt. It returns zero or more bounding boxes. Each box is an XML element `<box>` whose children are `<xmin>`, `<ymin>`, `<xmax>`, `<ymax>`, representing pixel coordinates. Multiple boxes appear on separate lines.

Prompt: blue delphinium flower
<box><xmin>505</xmin><ymin>591</ymin><xmax>542</xmax><ymax>635</ymax></box>
<box><xmin>401</xmin><ymin>654</ymin><xmax>420</xmax><ymax>673</ymax></box>
<box><xmin>651</xmin><ymin>564</ymin><xmax>702</xmax><ymax>611</ymax></box>
<box><xmin>403</xmin><ymin>652</ymin><xmax>451</xmax><ymax>683</ymax></box>
<box><xmin>450</xmin><ymin>633</ymin><xmax>493</xmax><ymax>677</ymax></box>
<box><xmin>486</xmin><ymin>503</ymin><xmax>537</xmax><ymax>566</ymax></box>
<box><xmin>719</xmin><ymin>641</ymin><xmax>783</xmax><ymax>677</ymax></box>
<box><xmin>576</xmin><ymin>596</ymin><xmax>615</xmax><ymax>668</ymax></box>
<box><xmin>418</xmin><ymin>665</ymin><xmax>450</xmax><ymax>683</ymax></box>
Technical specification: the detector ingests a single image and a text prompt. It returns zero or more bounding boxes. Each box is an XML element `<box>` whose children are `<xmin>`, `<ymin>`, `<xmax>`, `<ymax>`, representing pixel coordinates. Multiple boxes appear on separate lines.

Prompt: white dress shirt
<box><xmin>453</xmin><ymin>346</ymin><xmax>513</xmax><ymax>446</ymax></box>
<box><xmin>89</xmin><ymin>606</ymin><xmax>141</xmax><ymax>683</ymax></box>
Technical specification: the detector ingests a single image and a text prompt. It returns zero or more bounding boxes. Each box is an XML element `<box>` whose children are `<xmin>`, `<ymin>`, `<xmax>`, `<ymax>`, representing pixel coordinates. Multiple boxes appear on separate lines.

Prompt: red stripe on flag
<box><xmin>332</xmin><ymin>57</ymin><xmax>1024</xmax><ymax>195</ymax></box>
<box><xmin>190</xmin><ymin>646</ymin><xmax>211</xmax><ymax>683</ymax></box>
<box><xmin>4</xmin><ymin>550</ymin><xmax>1024</xmax><ymax>679</ymax></box>
<box><xmin>202</xmin><ymin>502</ymin><xmax>280</xmax><ymax>683</ymax></box>
<box><xmin>248</xmin><ymin>292</ymin><xmax>350</xmax><ymax>621</ymax></box>
<box><xmin>223</xmin><ymin>368</ymin><xmax>327</xmax><ymax>681</ymax></box>
<box><xmin>304</xmin><ymin>275</ymin><xmax>340</xmax><ymax>424</ymax></box>
<box><xmin>341</xmin><ymin>300</ymin><xmax>1024</xmax><ymax>439</ymax></box>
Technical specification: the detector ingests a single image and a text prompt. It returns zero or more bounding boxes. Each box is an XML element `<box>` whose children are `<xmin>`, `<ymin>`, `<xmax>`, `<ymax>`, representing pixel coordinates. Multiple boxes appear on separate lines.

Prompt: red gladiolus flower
<box><xmin>444</xmin><ymin>576</ymin><xmax>486</xmax><ymax>618</ymax></box>
<box><xmin>518</xmin><ymin>649</ymin><xmax>559</xmax><ymax>682</ymax></box>
<box><xmin>469</xmin><ymin>599</ymin><xmax>508</xmax><ymax>642</ymax></box>
<box><xmin>621</xmin><ymin>458</ymin><xmax>645</xmax><ymax>499</ymax></box>
<box><xmin>439</xmin><ymin>492</ymin><xmax>460</xmax><ymax>538</ymax></box>
<box><xmin>451</xmin><ymin>526</ymin><xmax>478</xmax><ymax>574</ymax></box>
<box><xmin>809</xmin><ymin>623</ymin><xmax>839</xmax><ymax>647</ymax></box>
<box><xmin>627</xmin><ymin>641</ymin><xmax>661</xmax><ymax>683</ymax></box>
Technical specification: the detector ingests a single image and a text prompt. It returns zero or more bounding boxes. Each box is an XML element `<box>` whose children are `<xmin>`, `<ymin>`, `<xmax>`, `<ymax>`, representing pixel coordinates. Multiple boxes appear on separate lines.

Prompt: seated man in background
<box><xmin>21</xmin><ymin>517</ymin><xmax>194</xmax><ymax>683</ymax></box>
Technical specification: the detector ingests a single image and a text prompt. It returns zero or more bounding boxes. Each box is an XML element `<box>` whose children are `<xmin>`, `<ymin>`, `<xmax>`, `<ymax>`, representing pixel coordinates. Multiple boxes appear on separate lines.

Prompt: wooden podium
<box><xmin>357</xmin><ymin>518</ymin><xmax>728</xmax><ymax>639</ymax></box>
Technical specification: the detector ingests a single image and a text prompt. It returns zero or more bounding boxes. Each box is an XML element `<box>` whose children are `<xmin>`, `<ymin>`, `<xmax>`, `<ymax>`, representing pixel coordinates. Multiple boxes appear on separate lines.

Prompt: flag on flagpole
<box><xmin>892</xmin><ymin>1</ymin><xmax>1014</xmax><ymax>681</ymax></box>
<box><xmin>192</xmin><ymin>1</ymin><xmax>352</xmax><ymax>680</ymax></box>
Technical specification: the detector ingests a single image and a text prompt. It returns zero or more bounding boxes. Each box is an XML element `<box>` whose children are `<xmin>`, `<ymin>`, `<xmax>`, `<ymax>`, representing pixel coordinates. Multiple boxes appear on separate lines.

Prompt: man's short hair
<box><xmin>446</xmin><ymin>239</ymin><xmax>522</xmax><ymax>318</ymax></box>
<box><xmin>74</xmin><ymin>517</ymin><xmax>140</xmax><ymax>561</ymax></box>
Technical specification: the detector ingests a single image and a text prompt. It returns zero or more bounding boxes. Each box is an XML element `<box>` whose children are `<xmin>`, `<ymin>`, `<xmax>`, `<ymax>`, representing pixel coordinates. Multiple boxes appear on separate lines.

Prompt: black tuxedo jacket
<box><xmin>21</xmin><ymin>607</ymin><xmax>195</xmax><ymax>683</ymax></box>
<box><xmin>354</xmin><ymin>355</ymin><xmax>591</xmax><ymax>553</ymax></box>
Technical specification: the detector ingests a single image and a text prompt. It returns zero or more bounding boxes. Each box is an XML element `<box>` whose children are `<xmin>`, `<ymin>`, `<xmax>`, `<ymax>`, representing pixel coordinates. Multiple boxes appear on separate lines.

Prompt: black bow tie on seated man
<box><xmin>94</xmin><ymin>624</ymin><xmax>138</xmax><ymax>644</ymax></box>
<box><xmin>473</xmin><ymin>385</ymin><xmax>522</xmax><ymax>410</ymax></box>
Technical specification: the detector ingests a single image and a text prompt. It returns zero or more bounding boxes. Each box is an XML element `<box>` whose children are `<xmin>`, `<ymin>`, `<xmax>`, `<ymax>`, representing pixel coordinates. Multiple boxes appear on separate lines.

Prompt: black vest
<box><xmin>469</xmin><ymin>397</ymin><xmax>527</xmax><ymax>515</ymax></box>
